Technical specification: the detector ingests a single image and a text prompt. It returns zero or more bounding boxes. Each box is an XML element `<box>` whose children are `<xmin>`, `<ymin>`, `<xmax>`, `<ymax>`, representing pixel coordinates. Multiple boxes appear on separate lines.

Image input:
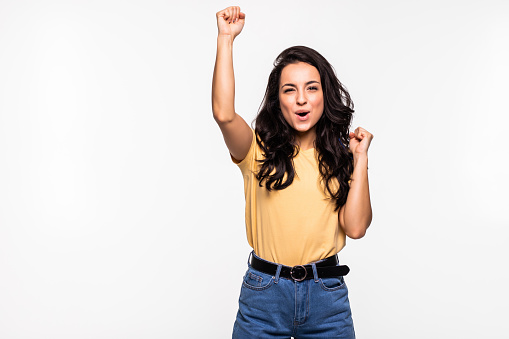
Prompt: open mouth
<box><xmin>296</xmin><ymin>111</ymin><xmax>309</xmax><ymax>117</ymax></box>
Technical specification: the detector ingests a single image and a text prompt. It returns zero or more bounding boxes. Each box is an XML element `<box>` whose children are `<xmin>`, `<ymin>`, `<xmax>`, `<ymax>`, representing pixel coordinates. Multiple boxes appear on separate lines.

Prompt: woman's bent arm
<box><xmin>212</xmin><ymin>7</ymin><xmax>252</xmax><ymax>162</ymax></box>
<box><xmin>339</xmin><ymin>127</ymin><xmax>374</xmax><ymax>239</ymax></box>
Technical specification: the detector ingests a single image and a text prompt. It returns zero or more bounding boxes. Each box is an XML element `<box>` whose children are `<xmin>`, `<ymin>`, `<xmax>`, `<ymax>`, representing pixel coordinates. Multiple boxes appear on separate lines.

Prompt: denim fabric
<box><xmin>232</xmin><ymin>251</ymin><xmax>355</xmax><ymax>339</ymax></box>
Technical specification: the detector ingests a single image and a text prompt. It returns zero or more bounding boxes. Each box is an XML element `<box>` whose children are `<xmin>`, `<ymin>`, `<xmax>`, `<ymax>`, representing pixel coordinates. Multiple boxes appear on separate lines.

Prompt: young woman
<box><xmin>212</xmin><ymin>6</ymin><xmax>373</xmax><ymax>339</ymax></box>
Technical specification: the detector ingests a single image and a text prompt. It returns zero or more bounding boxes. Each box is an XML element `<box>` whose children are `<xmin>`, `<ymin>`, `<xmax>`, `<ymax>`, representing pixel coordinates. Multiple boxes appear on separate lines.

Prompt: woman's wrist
<box><xmin>217</xmin><ymin>34</ymin><xmax>234</xmax><ymax>44</ymax></box>
<box><xmin>353</xmin><ymin>153</ymin><xmax>368</xmax><ymax>168</ymax></box>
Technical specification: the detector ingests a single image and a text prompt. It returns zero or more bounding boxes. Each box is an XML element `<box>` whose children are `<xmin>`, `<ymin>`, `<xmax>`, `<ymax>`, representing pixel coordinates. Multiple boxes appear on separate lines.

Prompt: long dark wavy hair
<box><xmin>254</xmin><ymin>46</ymin><xmax>354</xmax><ymax>211</ymax></box>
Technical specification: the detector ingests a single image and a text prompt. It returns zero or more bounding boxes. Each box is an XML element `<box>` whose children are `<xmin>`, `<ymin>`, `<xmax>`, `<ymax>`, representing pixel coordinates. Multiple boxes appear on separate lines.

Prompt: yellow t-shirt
<box><xmin>232</xmin><ymin>129</ymin><xmax>346</xmax><ymax>267</ymax></box>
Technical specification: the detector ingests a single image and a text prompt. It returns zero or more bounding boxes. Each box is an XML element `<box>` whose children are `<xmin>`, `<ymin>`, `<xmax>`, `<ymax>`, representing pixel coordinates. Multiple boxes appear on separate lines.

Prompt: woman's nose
<box><xmin>296</xmin><ymin>91</ymin><xmax>307</xmax><ymax>105</ymax></box>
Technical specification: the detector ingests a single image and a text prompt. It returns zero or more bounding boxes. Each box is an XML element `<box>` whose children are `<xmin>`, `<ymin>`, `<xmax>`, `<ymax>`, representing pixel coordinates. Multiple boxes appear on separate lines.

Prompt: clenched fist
<box><xmin>216</xmin><ymin>6</ymin><xmax>245</xmax><ymax>40</ymax></box>
<box><xmin>349</xmin><ymin>127</ymin><xmax>374</xmax><ymax>156</ymax></box>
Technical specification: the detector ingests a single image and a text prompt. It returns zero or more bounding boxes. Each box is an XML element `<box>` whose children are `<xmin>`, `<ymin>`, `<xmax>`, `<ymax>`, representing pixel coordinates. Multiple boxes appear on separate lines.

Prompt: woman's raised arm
<box><xmin>212</xmin><ymin>6</ymin><xmax>252</xmax><ymax>162</ymax></box>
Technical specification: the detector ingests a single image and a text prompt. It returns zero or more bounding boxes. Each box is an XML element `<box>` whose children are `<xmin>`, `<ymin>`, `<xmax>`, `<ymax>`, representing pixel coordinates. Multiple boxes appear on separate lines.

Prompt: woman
<box><xmin>212</xmin><ymin>6</ymin><xmax>373</xmax><ymax>339</ymax></box>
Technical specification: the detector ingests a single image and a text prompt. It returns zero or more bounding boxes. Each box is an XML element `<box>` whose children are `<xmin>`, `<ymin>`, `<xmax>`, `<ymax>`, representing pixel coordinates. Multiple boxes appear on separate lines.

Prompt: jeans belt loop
<box><xmin>274</xmin><ymin>264</ymin><xmax>282</xmax><ymax>284</ymax></box>
<box><xmin>311</xmin><ymin>263</ymin><xmax>319</xmax><ymax>282</ymax></box>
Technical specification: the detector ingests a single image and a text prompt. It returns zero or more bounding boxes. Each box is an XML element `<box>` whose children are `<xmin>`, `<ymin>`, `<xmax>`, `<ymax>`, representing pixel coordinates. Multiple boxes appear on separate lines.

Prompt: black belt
<box><xmin>250</xmin><ymin>253</ymin><xmax>350</xmax><ymax>282</ymax></box>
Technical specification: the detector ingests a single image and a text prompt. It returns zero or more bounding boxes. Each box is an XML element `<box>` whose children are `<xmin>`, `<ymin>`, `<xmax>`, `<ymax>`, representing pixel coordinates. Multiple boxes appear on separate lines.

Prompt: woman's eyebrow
<box><xmin>281</xmin><ymin>80</ymin><xmax>320</xmax><ymax>89</ymax></box>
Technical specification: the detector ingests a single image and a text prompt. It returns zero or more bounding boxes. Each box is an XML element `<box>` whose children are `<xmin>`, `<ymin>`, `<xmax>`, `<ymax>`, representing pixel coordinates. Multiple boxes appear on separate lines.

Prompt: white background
<box><xmin>1</xmin><ymin>0</ymin><xmax>508</xmax><ymax>338</ymax></box>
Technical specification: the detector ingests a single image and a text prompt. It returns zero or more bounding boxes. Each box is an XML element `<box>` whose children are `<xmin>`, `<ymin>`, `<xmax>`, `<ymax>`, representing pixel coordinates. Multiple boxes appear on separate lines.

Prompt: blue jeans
<box><xmin>232</xmin><ymin>251</ymin><xmax>355</xmax><ymax>339</ymax></box>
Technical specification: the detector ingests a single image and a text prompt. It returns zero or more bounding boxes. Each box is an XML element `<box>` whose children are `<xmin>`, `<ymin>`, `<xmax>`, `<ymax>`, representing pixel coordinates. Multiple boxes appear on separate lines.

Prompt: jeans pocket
<box><xmin>319</xmin><ymin>276</ymin><xmax>346</xmax><ymax>292</ymax></box>
<box><xmin>242</xmin><ymin>267</ymin><xmax>274</xmax><ymax>291</ymax></box>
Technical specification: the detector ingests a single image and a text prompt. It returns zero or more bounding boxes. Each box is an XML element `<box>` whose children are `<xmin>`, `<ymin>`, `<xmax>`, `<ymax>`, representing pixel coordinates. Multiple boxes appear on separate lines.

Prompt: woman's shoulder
<box><xmin>231</xmin><ymin>128</ymin><xmax>264</xmax><ymax>166</ymax></box>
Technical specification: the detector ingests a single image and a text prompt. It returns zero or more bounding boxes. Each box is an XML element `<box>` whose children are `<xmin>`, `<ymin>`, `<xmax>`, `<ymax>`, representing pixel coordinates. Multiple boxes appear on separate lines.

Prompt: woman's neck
<box><xmin>295</xmin><ymin>129</ymin><xmax>316</xmax><ymax>150</ymax></box>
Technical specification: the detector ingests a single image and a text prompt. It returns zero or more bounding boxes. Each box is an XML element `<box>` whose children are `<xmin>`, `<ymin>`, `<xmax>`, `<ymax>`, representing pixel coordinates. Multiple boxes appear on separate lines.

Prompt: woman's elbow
<box><xmin>342</xmin><ymin>208</ymin><xmax>372</xmax><ymax>240</ymax></box>
<box><xmin>212</xmin><ymin>108</ymin><xmax>234</xmax><ymax>124</ymax></box>
<box><xmin>346</xmin><ymin>228</ymin><xmax>367</xmax><ymax>239</ymax></box>
<box><xmin>344</xmin><ymin>220</ymin><xmax>371</xmax><ymax>239</ymax></box>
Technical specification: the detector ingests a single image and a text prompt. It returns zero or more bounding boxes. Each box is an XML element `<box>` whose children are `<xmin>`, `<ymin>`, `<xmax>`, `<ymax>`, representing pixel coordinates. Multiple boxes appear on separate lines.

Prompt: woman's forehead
<box><xmin>280</xmin><ymin>62</ymin><xmax>320</xmax><ymax>84</ymax></box>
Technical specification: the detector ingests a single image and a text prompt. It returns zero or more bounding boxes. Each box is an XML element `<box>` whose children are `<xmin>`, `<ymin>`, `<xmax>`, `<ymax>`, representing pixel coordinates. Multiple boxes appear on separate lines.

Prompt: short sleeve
<box><xmin>230</xmin><ymin>128</ymin><xmax>257</xmax><ymax>174</ymax></box>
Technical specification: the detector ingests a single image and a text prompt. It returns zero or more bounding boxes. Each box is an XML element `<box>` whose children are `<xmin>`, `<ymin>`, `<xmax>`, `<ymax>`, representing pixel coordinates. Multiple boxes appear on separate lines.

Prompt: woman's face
<box><xmin>278</xmin><ymin>62</ymin><xmax>324</xmax><ymax>137</ymax></box>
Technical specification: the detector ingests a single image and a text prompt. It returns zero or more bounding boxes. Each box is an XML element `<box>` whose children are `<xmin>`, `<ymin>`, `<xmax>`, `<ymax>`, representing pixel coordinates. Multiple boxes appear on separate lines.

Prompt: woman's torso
<box><xmin>232</xmin><ymin>129</ymin><xmax>346</xmax><ymax>267</ymax></box>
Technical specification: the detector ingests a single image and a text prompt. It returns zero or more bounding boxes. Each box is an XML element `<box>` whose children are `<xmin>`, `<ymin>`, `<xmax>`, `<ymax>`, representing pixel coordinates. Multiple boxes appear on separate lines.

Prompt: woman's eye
<box><xmin>284</xmin><ymin>88</ymin><xmax>295</xmax><ymax>93</ymax></box>
<box><xmin>308</xmin><ymin>86</ymin><xmax>318</xmax><ymax>91</ymax></box>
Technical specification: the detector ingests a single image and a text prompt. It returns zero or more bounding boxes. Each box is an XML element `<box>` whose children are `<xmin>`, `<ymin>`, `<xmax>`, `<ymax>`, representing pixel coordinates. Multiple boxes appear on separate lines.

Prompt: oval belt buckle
<box><xmin>290</xmin><ymin>265</ymin><xmax>307</xmax><ymax>281</ymax></box>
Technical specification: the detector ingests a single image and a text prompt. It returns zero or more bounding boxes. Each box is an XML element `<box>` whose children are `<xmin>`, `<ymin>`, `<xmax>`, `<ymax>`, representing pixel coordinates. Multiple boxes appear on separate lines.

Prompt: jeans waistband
<box><xmin>248</xmin><ymin>251</ymin><xmax>349</xmax><ymax>282</ymax></box>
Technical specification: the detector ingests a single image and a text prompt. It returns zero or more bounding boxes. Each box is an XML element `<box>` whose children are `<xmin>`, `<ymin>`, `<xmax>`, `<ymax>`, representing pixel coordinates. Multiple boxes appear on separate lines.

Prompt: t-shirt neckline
<box><xmin>298</xmin><ymin>146</ymin><xmax>315</xmax><ymax>154</ymax></box>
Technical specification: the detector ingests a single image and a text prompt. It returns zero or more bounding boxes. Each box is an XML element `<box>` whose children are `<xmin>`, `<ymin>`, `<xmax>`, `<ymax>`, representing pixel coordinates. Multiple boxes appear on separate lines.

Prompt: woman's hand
<box><xmin>216</xmin><ymin>6</ymin><xmax>245</xmax><ymax>40</ymax></box>
<box><xmin>349</xmin><ymin>127</ymin><xmax>374</xmax><ymax>158</ymax></box>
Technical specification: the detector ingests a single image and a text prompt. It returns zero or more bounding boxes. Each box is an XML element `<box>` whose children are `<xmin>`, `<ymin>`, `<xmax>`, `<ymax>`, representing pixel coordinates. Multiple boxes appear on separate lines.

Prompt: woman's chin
<box><xmin>293</xmin><ymin>123</ymin><xmax>315</xmax><ymax>134</ymax></box>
